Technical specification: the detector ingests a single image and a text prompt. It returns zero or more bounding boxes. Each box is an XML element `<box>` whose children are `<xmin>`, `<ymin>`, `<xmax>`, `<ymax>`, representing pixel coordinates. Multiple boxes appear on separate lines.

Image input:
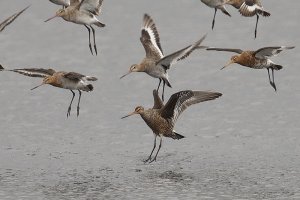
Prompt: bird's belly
<box><xmin>146</xmin><ymin>66</ymin><xmax>166</xmax><ymax>79</ymax></box>
<box><xmin>67</xmin><ymin>12</ymin><xmax>94</xmax><ymax>25</ymax></box>
<box><xmin>201</xmin><ymin>0</ymin><xmax>223</xmax><ymax>7</ymax></box>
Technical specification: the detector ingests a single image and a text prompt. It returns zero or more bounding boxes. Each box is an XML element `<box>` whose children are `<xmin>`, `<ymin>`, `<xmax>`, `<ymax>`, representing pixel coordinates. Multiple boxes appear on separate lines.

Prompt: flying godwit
<box><xmin>0</xmin><ymin>65</ymin><xmax>97</xmax><ymax>117</ymax></box>
<box><xmin>207</xmin><ymin>46</ymin><xmax>295</xmax><ymax>91</ymax></box>
<box><xmin>120</xmin><ymin>14</ymin><xmax>207</xmax><ymax>101</ymax></box>
<box><xmin>0</xmin><ymin>5</ymin><xmax>30</xmax><ymax>33</ymax></box>
<box><xmin>122</xmin><ymin>89</ymin><xmax>222</xmax><ymax>163</ymax></box>
<box><xmin>45</xmin><ymin>0</ymin><xmax>105</xmax><ymax>55</ymax></box>
<box><xmin>49</xmin><ymin>0</ymin><xmax>70</xmax><ymax>8</ymax></box>
<box><xmin>200</xmin><ymin>0</ymin><xmax>232</xmax><ymax>30</ymax></box>
<box><xmin>229</xmin><ymin>0</ymin><xmax>270</xmax><ymax>38</ymax></box>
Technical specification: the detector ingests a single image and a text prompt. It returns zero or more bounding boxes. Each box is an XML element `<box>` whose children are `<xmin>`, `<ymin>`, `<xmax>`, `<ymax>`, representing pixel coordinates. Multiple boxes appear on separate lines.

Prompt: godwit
<box><xmin>0</xmin><ymin>65</ymin><xmax>97</xmax><ymax>117</ymax></box>
<box><xmin>0</xmin><ymin>5</ymin><xmax>30</xmax><ymax>33</ymax></box>
<box><xmin>122</xmin><ymin>89</ymin><xmax>222</xmax><ymax>163</ymax></box>
<box><xmin>49</xmin><ymin>0</ymin><xmax>70</xmax><ymax>8</ymax></box>
<box><xmin>228</xmin><ymin>0</ymin><xmax>270</xmax><ymax>38</ymax></box>
<box><xmin>200</xmin><ymin>0</ymin><xmax>232</xmax><ymax>30</ymax></box>
<box><xmin>45</xmin><ymin>0</ymin><xmax>105</xmax><ymax>55</ymax></box>
<box><xmin>207</xmin><ymin>46</ymin><xmax>295</xmax><ymax>91</ymax></box>
<box><xmin>120</xmin><ymin>14</ymin><xmax>207</xmax><ymax>101</ymax></box>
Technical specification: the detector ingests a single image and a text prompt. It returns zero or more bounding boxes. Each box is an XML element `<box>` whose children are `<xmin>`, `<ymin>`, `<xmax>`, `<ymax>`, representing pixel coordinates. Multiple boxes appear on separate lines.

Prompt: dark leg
<box><xmin>67</xmin><ymin>90</ymin><xmax>75</xmax><ymax>118</ymax></box>
<box><xmin>212</xmin><ymin>8</ymin><xmax>217</xmax><ymax>30</ymax></box>
<box><xmin>84</xmin><ymin>25</ymin><xmax>93</xmax><ymax>55</ymax></box>
<box><xmin>254</xmin><ymin>14</ymin><xmax>259</xmax><ymax>39</ymax></box>
<box><xmin>77</xmin><ymin>90</ymin><xmax>82</xmax><ymax>117</ymax></box>
<box><xmin>162</xmin><ymin>80</ymin><xmax>166</xmax><ymax>102</ymax></box>
<box><xmin>157</xmin><ymin>78</ymin><xmax>162</xmax><ymax>91</ymax></box>
<box><xmin>271</xmin><ymin>68</ymin><xmax>277</xmax><ymax>91</ymax></box>
<box><xmin>90</xmin><ymin>25</ymin><xmax>97</xmax><ymax>55</ymax></box>
<box><xmin>150</xmin><ymin>137</ymin><xmax>162</xmax><ymax>163</ymax></box>
<box><xmin>267</xmin><ymin>68</ymin><xmax>276</xmax><ymax>91</ymax></box>
<box><xmin>144</xmin><ymin>135</ymin><xmax>157</xmax><ymax>163</ymax></box>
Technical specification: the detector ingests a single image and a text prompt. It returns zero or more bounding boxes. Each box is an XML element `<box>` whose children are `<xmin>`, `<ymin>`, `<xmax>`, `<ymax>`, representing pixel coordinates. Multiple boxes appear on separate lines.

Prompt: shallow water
<box><xmin>0</xmin><ymin>0</ymin><xmax>300</xmax><ymax>199</ymax></box>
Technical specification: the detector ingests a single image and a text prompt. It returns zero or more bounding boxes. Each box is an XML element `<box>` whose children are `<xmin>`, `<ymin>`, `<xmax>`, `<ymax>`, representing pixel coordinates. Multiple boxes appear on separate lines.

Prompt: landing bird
<box><xmin>229</xmin><ymin>0</ymin><xmax>270</xmax><ymax>38</ymax></box>
<box><xmin>122</xmin><ymin>89</ymin><xmax>222</xmax><ymax>163</ymax></box>
<box><xmin>207</xmin><ymin>46</ymin><xmax>295</xmax><ymax>91</ymax></box>
<box><xmin>0</xmin><ymin>65</ymin><xmax>97</xmax><ymax>117</ymax></box>
<box><xmin>200</xmin><ymin>0</ymin><xmax>232</xmax><ymax>30</ymax></box>
<box><xmin>49</xmin><ymin>0</ymin><xmax>70</xmax><ymax>8</ymax></box>
<box><xmin>0</xmin><ymin>5</ymin><xmax>30</xmax><ymax>33</ymax></box>
<box><xmin>120</xmin><ymin>14</ymin><xmax>207</xmax><ymax>101</ymax></box>
<box><xmin>45</xmin><ymin>0</ymin><xmax>105</xmax><ymax>55</ymax></box>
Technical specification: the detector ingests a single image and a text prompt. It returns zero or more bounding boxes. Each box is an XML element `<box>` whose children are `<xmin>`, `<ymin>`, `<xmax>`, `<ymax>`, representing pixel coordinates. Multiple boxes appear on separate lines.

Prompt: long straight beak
<box><xmin>221</xmin><ymin>60</ymin><xmax>234</xmax><ymax>70</ymax></box>
<box><xmin>31</xmin><ymin>83</ymin><xmax>44</xmax><ymax>90</ymax></box>
<box><xmin>120</xmin><ymin>71</ymin><xmax>131</xmax><ymax>79</ymax></box>
<box><xmin>44</xmin><ymin>15</ymin><xmax>57</xmax><ymax>22</ymax></box>
<box><xmin>121</xmin><ymin>111</ymin><xmax>137</xmax><ymax>119</ymax></box>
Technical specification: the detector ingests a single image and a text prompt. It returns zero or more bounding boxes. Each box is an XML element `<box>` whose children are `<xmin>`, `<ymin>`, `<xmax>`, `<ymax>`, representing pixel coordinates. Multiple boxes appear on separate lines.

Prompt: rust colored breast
<box><xmin>238</xmin><ymin>51</ymin><xmax>256</xmax><ymax>67</ymax></box>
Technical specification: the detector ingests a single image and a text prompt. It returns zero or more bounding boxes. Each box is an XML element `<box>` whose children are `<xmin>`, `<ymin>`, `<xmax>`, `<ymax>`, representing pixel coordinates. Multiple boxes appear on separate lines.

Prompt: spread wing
<box><xmin>78</xmin><ymin>0</ymin><xmax>103</xmax><ymax>15</ymax></box>
<box><xmin>152</xmin><ymin>89</ymin><xmax>164</xmax><ymax>109</ymax></box>
<box><xmin>206</xmin><ymin>47</ymin><xmax>243</xmax><ymax>54</ymax></box>
<box><xmin>6</xmin><ymin>68</ymin><xmax>56</xmax><ymax>78</ymax></box>
<box><xmin>156</xmin><ymin>34</ymin><xmax>207</xmax><ymax>70</ymax></box>
<box><xmin>160</xmin><ymin>90</ymin><xmax>222</xmax><ymax>124</ymax></box>
<box><xmin>254</xmin><ymin>46</ymin><xmax>295</xmax><ymax>59</ymax></box>
<box><xmin>140</xmin><ymin>14</ymin><xmax>164</xmax><ymax>61</ymax></box>
<box><xmin>0</xmin><ymin>5</ymin><xmax>30</xmax><ymax>32</ymax></box>
<box><xmin>239</xmin><ymin>0</ymin><xmax>270</xmax><ymax>17</ymax></box>
<box><xmin>63</xmin><ymin>72</ymin><xmax>86</xmax><ymax>81</ymax></box>
<box><xmin>70</xmin><ymin>0</ymin><xmax>81</xmax><ymax>6</ymax></box>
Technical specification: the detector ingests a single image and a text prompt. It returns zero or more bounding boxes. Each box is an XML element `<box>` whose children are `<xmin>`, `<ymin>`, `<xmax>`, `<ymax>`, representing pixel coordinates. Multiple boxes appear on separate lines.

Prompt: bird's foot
<box><xmin>149</xmin><ymin>157</ymin><xmax>157</xmax><ymax>163</ymax></box>
<box><xmin>67</xmin><ymin>106</ymin><xmax>71</xmax><ymax>118</ymax></box>
<box><xmin>89</xmin><ymin>44</ymin><xmax>94</xmax><ymax>55</ymax></box>
<box><xmin>77</xmin><ymin>106</ymin><xmax>80</xmax><ymax>117</ymax></box>
<box><xmin>143</xmin><ymin>157</ymin><xmax>152</xmax><ymax>163</ymax></box>
<box><xmin>94</xmin><ymin>44</ymin><xmax>98</xmax><ymax>55</ymax></box>
<box><xmin>270</xmin><ymin>82</ymin><xmax>277</xmax><ymax>92</ymax></box>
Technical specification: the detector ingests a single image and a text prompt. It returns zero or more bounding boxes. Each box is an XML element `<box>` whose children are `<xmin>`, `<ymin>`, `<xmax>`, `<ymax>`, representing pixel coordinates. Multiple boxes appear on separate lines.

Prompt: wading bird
<box><xmin>207</xmin><ymin>46</ymin><xmax>295</xmax><ymax>91</ymax></box>
<box><xmin>45</xmin><ymin>0</ymin><xmax>105</xmax><ymax>55</ymax></box>
<box><xmin>122</xmin><ymin>89</ymin><xmax>222</xmax><ymax>163</ymax></box>
<box><xmin>0</xmin><ymin>65</ymin><xmax>97</xmax><ymax>117</ymax></box>
<box><xmin>0</xmin><ymin>5</ymin><xmax>30</xmax><ymax>33</ymax></box>
<box><xmin>120</xmin><ymin>14</ymin><xmax>207</xmax><ymax>101</ymax></box>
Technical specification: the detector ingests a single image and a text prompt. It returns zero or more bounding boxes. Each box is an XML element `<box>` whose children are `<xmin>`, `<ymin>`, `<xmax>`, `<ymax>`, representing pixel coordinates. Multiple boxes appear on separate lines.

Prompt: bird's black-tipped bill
<box><xmin>120</xmin><ymin>71</ymin><xmax>131</xmax><ymax>79</ymax></box>
<box><xmin>44</xmin><ymin>15</ymin><xmax>57</xmax><ymax>22</ymax></box>
<box><xmin>31</xmin><ymin>83</ymin><xmax>44</xmax><ymax>90</ymax></box>
<box><xmin>121</xmin><ymin>111</ymin><xmax>137</xmax><ymax>119</ymax></box>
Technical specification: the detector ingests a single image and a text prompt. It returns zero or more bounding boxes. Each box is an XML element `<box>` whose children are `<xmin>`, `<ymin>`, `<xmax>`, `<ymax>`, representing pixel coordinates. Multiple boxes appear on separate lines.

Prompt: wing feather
<box><xmin>140</xmin><ymin>14</ymin><xmax>163</xmax><ymax>60</ymax></box>
<box><xmin>79</xmin><ymin>0</ymin><xmax>103</xmax><ymax>15</ymax></box>
<box><xmin>0</xmin><ymin>5</ymin><xmax>30</xmax><ymax>32</ymax></box>
<box><xmin>239</xmin><ymin>0</ymin><xmax>270</xmax><ymax>17</ymax></box>
<box><xmin>206</xmin><ymin>47</ymin><xmax>243</xmax><ymax>54</ymax></box>
<box><xmin>160</xmin><ymin>90</ymin><xmax>222</xmax><ymax>123</ymax></box>
<box><xmin>254</xmin><ymin>46</ymin><xmax>295</xmax><ymax>59</ymax></box>
<box><xmin>7</xmin><ymin>68</ymin><xmax>56</xmax><ymax>78</ymax></box>
<box><xmin>152</xmin><ymin>89</ymin><xmax>164</xmax><ymax>109</ymax></box>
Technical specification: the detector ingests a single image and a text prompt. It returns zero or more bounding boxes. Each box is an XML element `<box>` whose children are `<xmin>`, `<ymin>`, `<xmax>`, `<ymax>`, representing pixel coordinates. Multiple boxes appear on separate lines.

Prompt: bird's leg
<box><xmin>150</xmin><ymin>137</ymin><xmax>162</xmax><ymax>163</ymax></box>
<box><xmin>67</xmin><ymin>90</ymin><xmax>75</xmax><ymax>118</ymax></box>
<box><xmin>271</xmin><ymin>68</ymin><xmax>277</xmax><ymax>91</ymax></box>
<box><xmin>254</xmin><ymin>14</ymin><xmax>259</xmax><ymax>39</ymax></box>
<box><xmin>144</xmin><ymin>135</ymin><xmax>157</xmax><ymax>163</ymax></box>
<box><xmin>157</xmin><ymin>79</ymin><xmax>162</xmax><ymax>91</ymax></box>
<box><xmin>162</xmin><ymin>80</ymin><xmax>166</xmax><ymax>102</ymax></box>
<box><xmin>84</xmin><ymin>25</ymin><xmax>93</xmax><ymax>55</ymax></box>
<box><xmin>90</xmin><ymin>25</ymin><xmax>97</xmax><ymax>55</ymax></box>
<box><xmin>267</xmin><ymin>68</ymin><xmax>276</xmax><ymax>91</ymax></box>
<box><xmin>77</xmin><ymin>90</ymin><xmax>82</xmax><ymax>117</ymax></box>
<box><xmin>212</xmin><ymin>8</ymin><xmax>217</xmax><ymax>30</ymax></box>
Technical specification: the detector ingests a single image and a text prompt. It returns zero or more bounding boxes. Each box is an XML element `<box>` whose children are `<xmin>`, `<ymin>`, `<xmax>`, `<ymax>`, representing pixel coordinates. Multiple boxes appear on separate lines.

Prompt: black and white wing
<box><xmin>6</xmin><ymin>68</ymin><xmax>56</xmax><ymax>78</ymax></box>
<box><xmin>140</xmin><ymin>14</ymin><xmax>164</xmax><ymax>61</ymax></box>
<box><xmin>206</xmin><ymin>47</ymin><xmax>243</xmax><ymax>54</ymax></box>
<box><xmin>49</xmin><ymin>0</ymin><xmax>70</xmax><ymax>7</ymax></box>
<box><xmin>160</xmin><ymin>90</ymin><xmax>222</xmax><ymax>124</ymax></box>
<box><xmin>78</xmin><ymin>0</ymin><xmax>103</xmax><ymax>15</ymax></box>
<box><xmin>156</xmin><ymin>34</ymin><xmax>207</xmax><ymax>70</ymax></box>
<box><xmin>239</xmin><ymin>0</ymin><xmax>270</xmax><ymax>17</ymax></box>
<box><xmin>152</xmin><ymin>89</ymin><xmax>164</xmax><ymax>109</ymax></box>
<box><xmin>254</xmin><ymin>46</ymin><xmax>295</xmax><ymax>59</ymax></box>
<box><xmin>0</xmin><ymin>5</ymin><xmax>30</xmax><ymax>32</ymax></box>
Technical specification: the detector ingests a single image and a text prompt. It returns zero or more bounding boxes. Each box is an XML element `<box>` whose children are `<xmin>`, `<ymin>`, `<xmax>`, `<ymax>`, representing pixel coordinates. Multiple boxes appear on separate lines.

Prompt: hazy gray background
<box><xmin>0</xmin><ymin>0</ymin><xmax>299</xmax><ymax>199</ymax></box>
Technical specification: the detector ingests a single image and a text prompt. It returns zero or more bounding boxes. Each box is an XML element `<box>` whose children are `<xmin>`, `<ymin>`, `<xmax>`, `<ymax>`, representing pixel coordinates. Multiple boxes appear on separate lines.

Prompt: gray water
<box><xmin>0</xmin><ymin>0</ymin><xmax>300</xmax><ymax>199</ymax></box>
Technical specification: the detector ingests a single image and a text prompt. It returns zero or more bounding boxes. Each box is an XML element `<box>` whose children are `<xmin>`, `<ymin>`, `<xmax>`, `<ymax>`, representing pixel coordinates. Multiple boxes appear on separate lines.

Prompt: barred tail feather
<box><xmin>272</xmin><ymin>64</ymin><xmax>283</xmax><ymax>71</ymax></box>
<box><xmin>171</xmin><ymin>131</ymin><xmax>185</xmax><ymax>140</ymax></box>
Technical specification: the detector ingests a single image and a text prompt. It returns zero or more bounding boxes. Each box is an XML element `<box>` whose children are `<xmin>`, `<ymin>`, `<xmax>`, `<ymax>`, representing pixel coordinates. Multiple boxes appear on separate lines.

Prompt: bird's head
<box><xmin>121</xmin><ymin>106</ymin><xmax>144</xmax><ymax>119</ymax></box>
<box><xmin>221</xmin><ymin>55</ymin><xmax>239</xmax><ymax>70</ymax></box>
<box><xmin>44</xmin><ymin>8</ymin><xmax>65</xmax><ymax>22</ymax></box>
<box><xmin>30</xmin><ymin>76</ymin><xmax>53</xmax><ymax>90</ymax></box>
